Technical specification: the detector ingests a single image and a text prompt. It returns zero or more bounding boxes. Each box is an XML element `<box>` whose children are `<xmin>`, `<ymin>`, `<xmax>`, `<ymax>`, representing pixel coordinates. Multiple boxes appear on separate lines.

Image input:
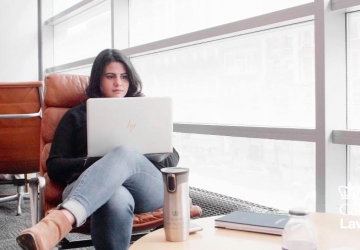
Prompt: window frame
<box><xmin>39</xmin><ymin>0</ymin><xmax>360</xmax><ymax>213</ymax></box>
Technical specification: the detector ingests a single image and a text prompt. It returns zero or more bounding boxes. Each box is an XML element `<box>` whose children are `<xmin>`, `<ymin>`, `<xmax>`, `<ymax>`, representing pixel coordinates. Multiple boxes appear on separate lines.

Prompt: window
<box><xmin>348</xmin><ymin>12</ymin><xmax>360</xmax><ymax>130</ymax></box>
<box><xmin>41</xmin><ymin>0</ymin><xmax>358</xmax><ymax>214</ymax></box>
<box><xmin>175</xmin><ymin>133</ymin><xmax>316</xmax><ymax>211</ymax></box>
<box><xmin>347</xmin><ymin>146</ymin><xmax>360</xmax><ymax>215</ymax></box>
<box><xmin>131</xmin><ymin>22</ymin><xmax>315</xmax><ymax>128</ymax></box>
<box><xmin>53</xmin><ymin>0</ymin><xmax>83</xmax><ymax>15</ymax></box>
<box><xmin>347</xmin><ymin>11</ymin><xmax>360</xmax><ymax>215</ymax></box>
<box><xmin>129</xmin><ymin>0</ymin><xmax>313</xmax><ymax>46</ymax></box>
<box><xmin>57</xmin><ymin>66</ymin><xmax>92</xmax><ymax>75</ymax></box>
<box><xmin>53</xmin><ymin>1</ymin><xmax>111</xmax><ymax>65</ymax></box>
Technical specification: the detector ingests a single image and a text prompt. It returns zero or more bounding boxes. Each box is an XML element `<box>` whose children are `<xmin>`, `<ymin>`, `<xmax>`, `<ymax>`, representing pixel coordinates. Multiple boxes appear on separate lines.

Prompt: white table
<box><xmin>130</xmin><ymin>213</ymin><xmax>360</xmax><ymax>250</ymax></box>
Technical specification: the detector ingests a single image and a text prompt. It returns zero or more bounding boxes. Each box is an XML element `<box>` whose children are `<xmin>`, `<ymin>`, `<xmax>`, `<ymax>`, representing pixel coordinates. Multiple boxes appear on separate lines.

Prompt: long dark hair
<box><xmin>86</xmin><ymin>49</ymin><xmax>143</xmax><ymax>98</ymax></box>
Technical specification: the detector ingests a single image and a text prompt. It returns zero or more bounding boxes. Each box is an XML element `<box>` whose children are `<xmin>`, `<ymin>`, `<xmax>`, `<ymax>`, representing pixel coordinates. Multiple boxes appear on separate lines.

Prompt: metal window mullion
<box><xmin>332</xmin><ymin>130</ymin><xmax>360</xmax><ymax>145</ymax></box>
<box><xmin>45</xmin><ymin>0</ymin><xmax>108</xmax><ymax>26</ymax></box>
<box><xmin>37</xmin><ymin>0</ymin><xmax>43</xmax><ymax>81</ymax></box>
<box><xmin>39</xmin><ymin>0</ymin><xmax>54</xmax><ymax>80</ymax></box>
<box><xmin>332</xmin><ymin>0</ymin><xmax>360</xmax><ymax>11</ymax></box>
<box><xmin>174</xmin><ymin>124</ymin><xmax>317</xmax><ymax>142</ymax></box>
<box><xmin>123</xmin><ymin>2</ymin><xmax>315</xmax><ymax>57</ymax></box>
<box><xmin>314</xmin><ymin>0</ymin><xmax>347</xmax><ymax>213</ymax></box>
<box><xmin>111</xmin><ymin>0</ymin><xmax>129</xmax><ymax>50</ymax></box>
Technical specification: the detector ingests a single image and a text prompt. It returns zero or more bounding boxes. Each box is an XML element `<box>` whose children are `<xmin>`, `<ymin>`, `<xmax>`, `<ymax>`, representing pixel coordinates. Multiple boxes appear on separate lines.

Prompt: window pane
<box><xmin>129</xmin><ymin>0</ymin><xmax>313</xmax><ymax>46</ymax></box>
<box><xmin>53</xmin><ymin>0</ymin><xmax>82</xmax><ymax>15</ymax></box>
<box><xmin>55</xmin><ymin>66</ymin><xmax>91</xmax><ymax>76</ymax></box>
<box><xmin>347</xmin><ymin>12</ymin><xmax>360</xmax><ymax>130</ymax></box>
<box><xmin>54</xmin><ymin>1</ymin><xmax>111</xmax><ymax>66</ymax></box>
<box><xmin>174</xmin><ymin>133</ymin><xmax>316</xmax><ymax>212</ymax></box>
<box><xmin>132</xmin><ymin>22</ymin><xmax>315</xmax><ymax>128</ymax></box>
<box><xmin>347</xmin><ymin>146</ymin><xmax>360</xmax><ymax>215</ymax></box>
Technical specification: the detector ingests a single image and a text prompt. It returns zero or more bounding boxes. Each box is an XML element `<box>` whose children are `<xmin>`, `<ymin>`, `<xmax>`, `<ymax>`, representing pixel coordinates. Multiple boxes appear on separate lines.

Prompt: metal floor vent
<box><xmin>189</xmin><ymin>186</ymin><xmax>282</xmax><ymax>218</ymax></box>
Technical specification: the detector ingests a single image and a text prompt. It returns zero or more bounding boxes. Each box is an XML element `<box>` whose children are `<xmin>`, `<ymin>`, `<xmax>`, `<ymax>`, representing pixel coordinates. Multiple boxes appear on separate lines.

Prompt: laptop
<box><xmin>87</xmin><ymin>97</ymin><xmax>173</xmax><ymax>162</ymax></box>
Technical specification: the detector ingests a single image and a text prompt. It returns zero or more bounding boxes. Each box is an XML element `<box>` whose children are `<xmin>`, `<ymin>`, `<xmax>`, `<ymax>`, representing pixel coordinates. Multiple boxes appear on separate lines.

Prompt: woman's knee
<box><xmin>108</xmin><ymin>186</ymin><xmax>134</xmax><ymax>214</ymax></box>
<box><xmin>112</xmin><ymin>145</ymin><xmax>138</xmax><ymax>156</ymax></box>
<box><xmin>110</xmin><ymin>145</ymin><xmax>146</xmax><ymax>166</ymax></box>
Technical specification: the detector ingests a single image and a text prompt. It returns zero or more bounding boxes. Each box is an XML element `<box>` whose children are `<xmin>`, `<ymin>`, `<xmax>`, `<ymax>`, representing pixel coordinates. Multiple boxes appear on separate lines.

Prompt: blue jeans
<box><xmin>60</xmin><ymin>146</ymin><xmax>164</xmax><ymax>250</ymax></box>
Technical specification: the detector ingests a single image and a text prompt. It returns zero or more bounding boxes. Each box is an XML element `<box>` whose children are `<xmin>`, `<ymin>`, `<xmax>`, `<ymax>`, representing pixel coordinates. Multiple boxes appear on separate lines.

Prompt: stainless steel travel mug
<box><xmin>161</xmin><ymin>167</ymin><xmax>190</xmax><ymax>242</ymax></box>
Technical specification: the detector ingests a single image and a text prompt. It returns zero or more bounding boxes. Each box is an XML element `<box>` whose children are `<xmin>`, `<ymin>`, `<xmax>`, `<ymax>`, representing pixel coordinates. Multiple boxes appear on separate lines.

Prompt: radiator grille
<box><xmin>189</xmin><ymin>186</ymin><xmax>283</xmax><ymax>218</ymax></box>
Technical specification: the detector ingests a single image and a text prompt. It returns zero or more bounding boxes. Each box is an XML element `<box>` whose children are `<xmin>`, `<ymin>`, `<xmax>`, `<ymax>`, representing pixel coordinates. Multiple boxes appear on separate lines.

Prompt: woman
<box><xmin>16</xmin><ymin>49</ymin><xmax>179</xmax><ymax>250</ymax></box>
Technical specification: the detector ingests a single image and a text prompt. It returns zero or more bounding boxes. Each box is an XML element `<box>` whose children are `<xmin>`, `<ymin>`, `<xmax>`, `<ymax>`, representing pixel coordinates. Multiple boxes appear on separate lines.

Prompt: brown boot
<box><xmin>16</xmin><ymin>210</ymin><xmax>73</xmax><ymax>250</ymax></box>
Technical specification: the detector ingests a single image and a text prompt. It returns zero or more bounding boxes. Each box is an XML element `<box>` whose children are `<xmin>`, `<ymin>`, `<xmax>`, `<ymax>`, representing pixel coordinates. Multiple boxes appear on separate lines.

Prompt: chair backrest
<box><xmin>40</xmin><ymin>73</ymin><xmax>89</xmax><ymax>211</ymax></box>
<box><xmin>0</xmin><ymin>82</ymin><xmax>42</xmax><ymax>174</ymax></box>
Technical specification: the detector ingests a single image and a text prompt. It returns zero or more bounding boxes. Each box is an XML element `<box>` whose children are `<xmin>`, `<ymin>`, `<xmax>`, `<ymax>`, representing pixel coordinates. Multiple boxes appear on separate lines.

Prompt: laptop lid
<box><xmin>87</xmin><ymin>97</ymin><xmax>173</xmax><ymax>158</ymax></box>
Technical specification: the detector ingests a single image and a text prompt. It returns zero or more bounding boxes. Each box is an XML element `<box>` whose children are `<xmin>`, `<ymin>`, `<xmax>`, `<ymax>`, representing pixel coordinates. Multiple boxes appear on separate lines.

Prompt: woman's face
<box><xmin>101</xmin><ymin>62</ymin><xmax>129</xmax><ymax>98</ymax></box>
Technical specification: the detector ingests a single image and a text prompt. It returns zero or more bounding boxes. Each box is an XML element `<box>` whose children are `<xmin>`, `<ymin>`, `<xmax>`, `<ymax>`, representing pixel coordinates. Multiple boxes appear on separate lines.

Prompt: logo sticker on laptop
<box><xmin>127</xmin><ymin>120</ymin><xmax>136</xmax><ymax>132</ymax></box>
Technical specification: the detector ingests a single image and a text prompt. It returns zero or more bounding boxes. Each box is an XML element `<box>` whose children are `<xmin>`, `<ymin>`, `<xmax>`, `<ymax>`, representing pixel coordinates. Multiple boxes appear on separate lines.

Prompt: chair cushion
<box><xmin>40</xmin><ymin>143</ymin><xmax>51</xmax><ymax>176</ymax></box>
<box><xmin>46</xmin><ymin>204</ymin><xmax>202</xmax><ymax>233</ymax></box>
<box><xmin>44</xmin><ymin>74</ymin><xmax>89</xmax><ymax>108</ymax></box>
<box><xmin>41</xmin><ymin>107</ymin><xmax>69</xmax><ymax>144</ymax></box>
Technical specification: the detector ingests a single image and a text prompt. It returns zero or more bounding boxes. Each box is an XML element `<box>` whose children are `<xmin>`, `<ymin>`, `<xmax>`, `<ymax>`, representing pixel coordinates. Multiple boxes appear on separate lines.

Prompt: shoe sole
<box><xmin>16</xmin><ymin>233</ymin><xmax>39</xmax><ymax>250</ymax></box>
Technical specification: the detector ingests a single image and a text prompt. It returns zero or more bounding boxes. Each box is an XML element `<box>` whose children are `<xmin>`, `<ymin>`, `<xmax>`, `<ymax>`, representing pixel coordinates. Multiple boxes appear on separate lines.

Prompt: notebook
<box><xmin>215</xmin><ymin>211</ymin><xmax>290</xmax><ymax>235</ymax></box>
<box><xmin>87</xmin><ymin>97</ymin><xmax>173</xmax><ymax>162</ymax></box>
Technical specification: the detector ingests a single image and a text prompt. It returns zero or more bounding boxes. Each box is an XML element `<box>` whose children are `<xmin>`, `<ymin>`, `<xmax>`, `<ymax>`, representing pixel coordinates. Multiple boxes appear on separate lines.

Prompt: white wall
<box><xmin>0</xmin><ymin>0</ymin><xmax>38</xmax><ymax>81</ymax></box>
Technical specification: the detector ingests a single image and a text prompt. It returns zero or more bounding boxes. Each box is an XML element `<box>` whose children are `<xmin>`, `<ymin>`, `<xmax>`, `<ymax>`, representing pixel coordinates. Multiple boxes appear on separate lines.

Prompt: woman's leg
<box><xmin>16</xmin><ymin>210</ymin><xmax>73</xmax><ymax>250</ymax></box>
<box><xmin>91</xmin><ymin>186</ymin><xmax>134</xmax><ymax>250</ymax></box>
<box><xmin>61</xmin><ymin>145</ymin><xmax>164</xmax><ymax>227</ymax></box>
<box><xmin>17</xmin><ymin>146</ymin><xmax>164</xmax><ymax>250</ymax></box>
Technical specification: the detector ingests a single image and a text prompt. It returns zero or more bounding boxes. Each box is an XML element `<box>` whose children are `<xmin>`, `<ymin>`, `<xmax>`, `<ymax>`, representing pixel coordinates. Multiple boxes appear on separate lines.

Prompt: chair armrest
<box><xmin>0</xmin><ymin>82</ymin><xmax>43</xmax><ymax>88</ymax></box>
<box><xmin>29</xmin><ymin>176</ymin><xmax>46</xmax><ymax>226</ymax></box>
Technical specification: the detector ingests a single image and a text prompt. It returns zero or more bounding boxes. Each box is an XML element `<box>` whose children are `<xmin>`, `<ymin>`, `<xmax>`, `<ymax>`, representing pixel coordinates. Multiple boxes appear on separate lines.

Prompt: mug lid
<box><xmin>161</xmin><ymin>167</ymin><xmax>189</xmax><ymax>174</ymax></box>
<box><xmin>289</xmin><ymin>207</ymin><xmax>310</xmax><ymax>216</ymax></box>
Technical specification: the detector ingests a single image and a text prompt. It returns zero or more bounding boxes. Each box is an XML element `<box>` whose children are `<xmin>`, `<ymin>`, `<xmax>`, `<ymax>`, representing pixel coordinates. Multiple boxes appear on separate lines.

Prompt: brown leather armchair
<box><xmin>0</xmin><ymin>81</ymin><xmax>43</xmax><ymax>215</ymax></box>
<box><xmin>28</xmin><ymin>73</ymin><xmax>201</xmax><ymax>248</ymax></box>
